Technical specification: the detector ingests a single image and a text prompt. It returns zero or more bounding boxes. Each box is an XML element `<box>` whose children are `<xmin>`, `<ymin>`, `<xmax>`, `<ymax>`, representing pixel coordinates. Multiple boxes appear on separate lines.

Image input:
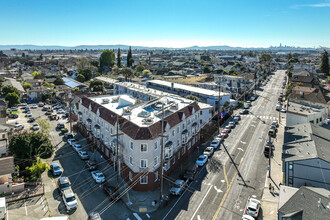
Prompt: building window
<box><xmin>177</xmin><ymin>127</ymin><xmax>180</xmax><ymax>133</ymax></box>
<box><xmin>140</xmin><ymin>159</ymin><xmax>147</xmax><ymax>168</ymax></box>
<box><xmin>172</xmin><ymin>130</ymin><xmax>175</xmax><ymax>137</ymax></box>
<box><xmin>140</xmin><ymin>176</ymin><xmax>148</xmax><ymax>184</ymax></box>
<box><xmin>188</xmin><ymin>142</ymin><xmax>191</xmax><ymax>150</ymax></box>
<box><xmin>288</xmin><ymin>178</ymin><xmax>293</xmax><ymax>184</ymax></box>
<box><xmin>110</xmin><ymin>128</ymin><xmax>113</xmax><ymax>134</ymax></box>
<box><xmin>177</xmin><ymin>140</ymin><xmax>180</xmax><ymax>147</ymax></box>
<box><xmin>130</xmin><ymin>141</ymin><xmax>134</xmax><ymax>150</ymax></box>
<box><xmin>130</xmin><ymin>157</ymin><xmax>133</xmax><ymax>165</ymax></box>
<box><xmin>316</xmin><ymin>118</ymin><xmax>319</xmax><ymax>123</ymax></box>
<box><xmin>289</xmin><ymin>164</ymin><xmax>293</xmax><ymax>170</ymax></box>
<box><xmin>182</xmin><ymin>123</ymin><xmax>185</xmax><ymax>129</ymax></box>
<box><xmin>319</xmin><ymin>117</ymin><xmax>322</xmax><ymax>123</ymax></box>
<box><xmin>309</xmin><ymin>120</ymin><xmax>314</xmax><ymax>124</ymax></box>
<box><xmin>141</xmin><ymin>144</ymin><xmax>148</xmax><ymax>152</ymax></box>
<box><xmin>154</xmin><ymin>156</ymin><xmax>159</xmax><ymax>167</ymax></box>
<box><xmin>105</xmin><ymin>148</ymin><xmax>109</xmax><ymax>158</ymax></box>
<box><xmin>129</xmin><ymin>172</ymin><xmax>133</xmax><ymax>181</ymax></box>
<box><xmin>172</xmin><ymin>156</ymin><xmax>176</xmax><ymax>164</ymax></box>
<box><xmin>2</xmin><ymin>134</ymin><xmax>5</xmax><ymax>139</ymax></box>
<box><xmin>154</xmin><ymin>172</ymin><xmax>158</xmax><ymax>182</ymax></box>
<box><xmin>178</xmin><ymin>151</ymin><xmax>180</xmax><ymax>159</ymax></box>
<box><xmin>154</xmin><ymin>141</ymin><xmax>158</xmax><ymax>150</ymax></box>
<box><xmin>200</xmin><ymin>110</ymin><xmax>203</xmax><ymax>115</ymax></box>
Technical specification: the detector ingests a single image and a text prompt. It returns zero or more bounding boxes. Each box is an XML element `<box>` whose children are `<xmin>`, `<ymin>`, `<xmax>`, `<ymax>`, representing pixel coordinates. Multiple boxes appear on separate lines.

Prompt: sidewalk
<box><xmin>261</xmin><ymin>117</ymin><xmax>285</xmax><ymax>220</ymax></box>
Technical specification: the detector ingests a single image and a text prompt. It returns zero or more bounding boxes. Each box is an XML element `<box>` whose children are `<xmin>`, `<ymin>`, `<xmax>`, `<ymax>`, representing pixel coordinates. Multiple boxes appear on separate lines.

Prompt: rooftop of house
<box><xmin>95</xmin><ymin>76</ymin><xmax>118</xmax><ymax>84</ymax></box>
<box><xmin>147</xmin><ymin>79</ymin><xmax>230</xmax><ymax>97</ymax></box>
<box><xmin>3</xmin><ymin>78</ymin><xmax>25</xmax><ymax>93</ymax></box>
<box><xmin>278</xmin><ymin>186</ymin><xmax>330</xmax><ymax>220</ymax></box>
<box><xmin>0</xmin><ymin>156</ymin><xmax>15</xmax><ymax>176</ymax></box>
<box><xmin>283</xmin><ymin>123</ymin><xmax>330</xmax><ymax>163</ymax></box>
<box><xmin>88</xmin><ymin>94</ymin><xmax>198</xmax><ymax>127</ymax></box>
<box><xmin>287</xmin><ymin>101</ymin><xmax>326</xmax><ymax>116</ymax></box>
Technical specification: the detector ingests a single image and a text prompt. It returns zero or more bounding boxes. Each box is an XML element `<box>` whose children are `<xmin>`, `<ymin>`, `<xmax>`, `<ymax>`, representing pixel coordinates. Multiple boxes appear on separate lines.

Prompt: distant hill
<box><xmin>0</xmin><ymin>44</ymin><xmax>324</xmax><ymax>51</ymax></box>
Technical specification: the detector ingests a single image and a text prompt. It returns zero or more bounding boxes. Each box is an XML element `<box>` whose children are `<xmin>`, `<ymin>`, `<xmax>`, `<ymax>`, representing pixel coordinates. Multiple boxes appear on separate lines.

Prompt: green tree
<box><xmin>32</xmin><ymin>71</ymin><xmax>45</xmax><ymax>79</ymax></box>
<box><xmin>259</xmin><ymin>53</ymin><xmax>272</xmax><ymax>74</ymax></box>
<box><xmin>136</xmin><ymin>65</ymin><xmax>145</xmax><ymax>72</ymax></box>
<box><xmin>89</xmin><ymin>80</ymin><xmax>104</xmax><ymax>92</ymax></box>
<box><xmin>121</xmin><ymin>68</ymin><xmax>134</xmax><ymax>81</ymax></box>
<box><xmin>203</xmin><ymin>65</ymin><xmax>211</xmax><ymax>73</ymax></box>
<box><xmin>90</xmin><ymin>60</ymin><xmax>99</xmax><ymax>68</ymax></box>
<box><xmin>142</xmin><ymin>69</ymin><xmax>150</xmax><ymax>77</ymax></box>
<box><xmin>117</xmin><ymin>48</ymin><xmax>122</xmax><ymax>68</ymax></box>
<box><xmin>186</xmin><ymin>95</ymin><xmax>201</xmax><ymax>102</ymax></box>
<box><xmin>2</xmin><ymin>85</ymin><xmax>19</xmax><ymax>96</ymax></box>
<box><xmin>41</xmin><ymin>93</ymin><xmax>51</xmax><ymax>102</ymax></box>
<box><xmin>288</xmin><ymin>57</ymin><xmax>299</xmax><ymax>64</ymax></box>
<box><xmin>78</xmin><ymin>68</ymin><xmax>93</xmax><ymax>81</ymax></box>
<box><xmin>320</xmin><ymin>50</ymin><xmax>329</xmax><ymax>76</ymax></box>
<box><xmin>100</xmin><ymin>50</ymin><xmax>116</xmax><ymax>71</ymax></box>
<box><xmin>5</xmin><ymin>92</ymin><xmax>20</xmax><ymax>107</ymax></box>
<box><xmin>23</xmin><ymin>82</ymin><xmax>33</xmax><ymax>90</ymax></box>
<box><xmin>127</xmin><ymin>46</ymin><xmax>133</xmax><ymax>67</ymax></box>
<box><xmin>53</xmin><ymin>77</ymin><xmax>65</xmax><ymax>85</ymax></box>
<box><xmin>76</xmin><ymin>74</ymin><xmax>86</xmax><ymax>82</ymax></box>
<box><xmin>25</xmin><ymin>159</ymin><xmax>49</xmax><ymax>182</ymax></box>
<box><xmin>42</xmin><ymin>82</ymin><xmax>50</xmax><ymax>87</ymax></box>
<box><xmin>36</xmin><ymin>119</ymin><xmax>51</xmax><ymax>135</ymax></box>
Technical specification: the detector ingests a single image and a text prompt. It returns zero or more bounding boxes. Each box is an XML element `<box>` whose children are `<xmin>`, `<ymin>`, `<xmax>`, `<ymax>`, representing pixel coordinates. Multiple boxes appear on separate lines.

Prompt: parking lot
<box><xmin>7</xmin><ymin>103</ymin><xmax>134</xmax><ymax>220</ymax></box>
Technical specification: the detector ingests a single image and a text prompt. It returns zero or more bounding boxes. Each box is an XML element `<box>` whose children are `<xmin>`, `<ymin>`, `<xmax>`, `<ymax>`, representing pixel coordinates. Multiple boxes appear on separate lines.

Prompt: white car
<box><xmin>203</xmin><ymin>147</ymin><xmax>214</xmax><ymax>157</ymax></box>
<box><xmin>170</xmin><ymin>179</ymin><xmax>189</xmax><ymax>195</ymax></box>
<box><xmin>32</xmin><ymin>123</ymin><xmax>40</xmax><ymax>131</ymax></box>
<box><xmin>91</xmin><ymin>170</ymin><xmax>106</xmax><ymax>183</ymax></box>
<box><xmin>228</xmin><ymin>121</ymin><xmax>235</xmax><ymax>128</ymax></box>
<box><xmin>62</xmin><ymin>189</ymin><xmax>78</xmax><ymax>211</ymax></box>
<box><xmin>196</xmin><ymin>155</ymin><xmax>208</xmax><ymax>166</ymax></box>
<box><xmin>245</xmin><ymin>198</ymin><xmax>261</xmax><ymax>217</ymax></box>
<box><xmin>281</xmin><ymin>108</ymin><xmax>286</xmax><ymax>113</ymax></box>
<box><xmin>241</xmin><ymin>215</ymin><xmax>254</xmax><ymax>220</ymax></box>
<box><xmin>26</xmin><ymin>112</ymin><xmax>33</xmax><ymax>117</ymax></box>
<box><xmin>31</xmin><ymin>104</ymin><xmax>38</xmax><ymax>109</ymax></box>
<box><xmin>210</xmin><ymin>140</ymin><xmax>220</xmax><ymax>148</ymax></box>
<box><xmin>73</xmin><ymin>143</ymin><xmax>82</xmax><ymax>152</ymax></box>
<box><xmin>67</xmin><ymin>138</ymin><xmax>76</xmax><ymax>146</ymax></box>
<box><xmin>78</xmin><ymin>151</ymin><xmax>89</xmax><ymax>160</ymax></box>
<box><xmin>57</xmin><ymin>109</ymin><xmax>65</xmax><ymax>114</ymax></box>
<box><xmin>14</xmin><ymin>123</ymin><xmax>24</xmax><ymax>131</ymax></box>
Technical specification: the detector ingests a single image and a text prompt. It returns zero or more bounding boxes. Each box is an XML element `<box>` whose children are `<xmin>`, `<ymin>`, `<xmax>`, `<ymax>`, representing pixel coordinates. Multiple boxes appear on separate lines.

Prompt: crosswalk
<box><xmin>241</xmin><ymin>114</ymin><xmax>278</xmax><ymax>121</ymax></box>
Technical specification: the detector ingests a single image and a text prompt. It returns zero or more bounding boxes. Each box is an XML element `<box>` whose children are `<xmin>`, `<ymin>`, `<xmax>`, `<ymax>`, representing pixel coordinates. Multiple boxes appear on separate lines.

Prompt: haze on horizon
<box><xmin>1</xmin><ymin>0</ymin><xmax>330</xmax><ymax>48</ymax></box>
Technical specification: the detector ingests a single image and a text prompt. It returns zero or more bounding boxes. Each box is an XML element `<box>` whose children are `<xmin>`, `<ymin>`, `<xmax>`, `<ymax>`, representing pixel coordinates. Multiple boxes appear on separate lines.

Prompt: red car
<box><xmin>38</xmin><ymin>102</ymin><xmax>44</xmax><ymax>107</ymax></box>
<box><xmin>221</xmin><ymin>132</ymin><xmax>228</xmax><ymax>138</ymax></box>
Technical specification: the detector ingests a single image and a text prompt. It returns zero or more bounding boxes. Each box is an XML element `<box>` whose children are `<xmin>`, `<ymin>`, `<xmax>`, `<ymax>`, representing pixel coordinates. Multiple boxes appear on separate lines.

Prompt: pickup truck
<box><xmin>170</xmin><ymin>178</ymin><xmax>189</xmax><ymax>196</ymax></box>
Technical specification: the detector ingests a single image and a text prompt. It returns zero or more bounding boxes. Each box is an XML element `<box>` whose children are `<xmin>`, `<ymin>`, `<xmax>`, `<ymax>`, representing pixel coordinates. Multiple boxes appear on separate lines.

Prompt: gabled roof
<box><xmin>283</xmin><ymin>123</ymin><xmax>330</xmax><ymax>163</ymax></box>
<box><xmin>278</xmin><ymin>186</ymin><xmax>330</xmax><ymax>220</ymax></box>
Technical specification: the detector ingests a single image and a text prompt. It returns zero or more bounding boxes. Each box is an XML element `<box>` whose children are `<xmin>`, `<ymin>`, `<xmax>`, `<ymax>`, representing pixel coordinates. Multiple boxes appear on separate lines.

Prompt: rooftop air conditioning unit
<box><xmin>112</xmin><ymin>97</ymin><xmax>119</xmax><ymax>102</ymax></box>
<box><xmin>102</xmin><ymin>98</ymin><xmax>110</xmax><ymax>104</ymax></box>
<box><xmin>142</xmin><ymin>117</ymin><xmax>154</xmax><ymax>124</ymax></box>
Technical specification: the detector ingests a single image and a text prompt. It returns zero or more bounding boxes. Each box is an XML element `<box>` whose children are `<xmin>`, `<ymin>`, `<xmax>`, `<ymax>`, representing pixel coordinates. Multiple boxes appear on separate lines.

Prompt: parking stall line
<box><xmin>133</xmin><ymin>213</ymin><xmax>142</xmax><ymax>220</ymax></box>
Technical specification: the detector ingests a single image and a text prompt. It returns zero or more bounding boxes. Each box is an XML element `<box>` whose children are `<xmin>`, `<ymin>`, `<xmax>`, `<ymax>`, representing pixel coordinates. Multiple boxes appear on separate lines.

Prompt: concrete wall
<box><xmin>286</xmin><ymin>110</ymin><xmax>327</xmax><ymax>126</ymax></box>
<box><xmin>285</xmin><ymin>158</ymin><xmax>330</xmax><ymax>189</ymax></box>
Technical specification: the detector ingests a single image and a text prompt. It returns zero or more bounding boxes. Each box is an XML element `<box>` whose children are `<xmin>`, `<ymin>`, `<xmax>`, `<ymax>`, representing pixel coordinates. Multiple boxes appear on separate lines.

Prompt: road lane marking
<box><xmin>133</xmin><ymin>213</ymin><xmax>142</xmax><ymax>220</ymax></box>
<box><xmin>24</xmin><ymin>199</ymin><xmax>28</xmax><ymax>216</ymax></box>
<box><xmin>214</xmin><ymin>186</ymin><xmax>223</xmax><ymax>193</ymax></box>
<box><xmin>190</xmin><ymin>185</ymin><xmax>213</xmax><ymax>220</ymax></box>
<box><xmin>237</xmin><ymin>148</ymin><xmax>244</xmax><ymax>152</ymax></box>
<box><xmin>197</xmin><ymin>215</ymin><xmax>204</xmax><ymax>220</ymax></box>
<box><xmin>146</xmin><ymin>213</ymin><xmax>151</xmax><ymax>218</ymax></box>
<box><xmin>223</xmin><ymin>166</ymin><xmax>229</xmax><ymax>189</ymax></box>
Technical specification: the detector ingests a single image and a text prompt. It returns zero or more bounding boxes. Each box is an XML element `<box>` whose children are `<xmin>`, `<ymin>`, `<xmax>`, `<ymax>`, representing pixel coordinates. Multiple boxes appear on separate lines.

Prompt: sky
<box><xmin>0</xmin><ymin>0</ymin><xmax>330</xmax><ymax>48</ymax></box>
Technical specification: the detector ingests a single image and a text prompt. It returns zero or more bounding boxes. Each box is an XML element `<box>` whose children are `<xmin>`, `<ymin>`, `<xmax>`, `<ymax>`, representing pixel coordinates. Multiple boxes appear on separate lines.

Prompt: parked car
<box><xmin>86</xmin><ymin>160</ymin><xmax>97</xmax><ymax>171</ymax></box>
<box><xmin>57</xmin><ymin>123</ymin><xmax>65</xmax><ymax>129</ymax></box>
<box><xmin>239</xmin><ymin>109</ymin><xmax>249</xmax><ymax>115</ymax></box>
<box><xmin>45</xmin><ymin>110</ymin><xmax>52</xmax><ymax>115</ymax></box>
<box><xmin>28</xmin><ymin>117</ymin><xmax>35</xmax><ymax>122</ymax></box>
<box><xmin>281</xmin><ymin>108</ymin><xmax>286</xmax><ymax>113</ymax></box>
<box><xmin>65</xmin><ymin>132</ymin><xmax>74</xmax><ymax>139</ymax></box>
<box><xmin>78</xmin><ymin>151</ymin><xmax>89</xmax><ymax>160</ymax></box>
<box><xmin>224</xmin><ymin>125</ymin><xmax>231</xmax><ymax>132</ymax></box>
<box><xmin>32</xmin><ymin>123</ymin><xmax>40</xmax><ymax>131</ymax></box>
<box><xmin>250</xmin><ymin>95</ymin><xmax>257</xmax><ymax>101</ymax></box>
<box><xmin>234</xmin><ymin>114</ymin><xmax>241</xmax><ymax>120</ymax></box>
<box><xmin>210</xmin><ymin>139</ymin><xmax>220</xmax><ymax>148</ymax></box>
<box><xmin>203</xmin><ymin>147</ymin><xmax>214</xmax><ymax>157</ymax></box>
<box><xmin>196</xmin><ymin>155</ymin><xmax>208</xmax><ymax>166</ymax></box>
<box><xmin>245</xmin><ymin>198</ymin><xmax>261</xmax><ymax>217</ymax></box>
<box><xmin>38</xmin><ymin>102</ymin><xmax>44</xmax><ymax>107</ymax></box>
<box><xmin>170</xmin><ymin>178</ymin><xmax>189</xmax><ymax>196</ymax></box>
<box><xmin>276</xmin><ymin>104</ymin><xmax>281</xmax><ymax>111</ymax></box>
<box><xmin>271</xmin><ymin>120</ymin><xmax>278</xmax><ymax>127</ymax></box>
<box><xmin>50</xmin><ymin>163</ymin><xmax>63</xmax><ymax>176</ymax></box>
<box><xmin>62</xmin><ymin>189</ymin><xmax>78</xmax><ymax>211</ymax></box>
<box><xmin>26</xmin><ymin>112</ymin><xmax>32</xmax><ymax>117</ymax></box>
<box><xmin>57</xmin><ymin>109</ymin><xmax>65</xmax><ymax>114</ymax></box>
<box><xmin>58</xmin><ymin>176</ymin><xmax>71</xmax><ymax>195</ymax></box>
<box><xmin>268</xmin><ymin>128</ymin><xmax>275</xmax><ymax>137</ymax></box>
<box><xmin>88</xmin><ymin>212</ymin><xmax>102</xmax><ymax>220</ymax></box>
<box><xmin>103</xmin><ymin>182</ymin><xmax>120</xmax><ymax>201</ymax></box>
<box><xmin>221</xmin><ymin>130</ymin><xmax>228</xmax><ymax>138</ymax></box>
<box><xmin>14</xmin><ymin>123</ymin><xmax>24</xmax><ymax>131</ymax></box>
<box><xmin>67</xmin><ymin>138</ymin><xmax>76</xmax><ymax>146</ymax></box>
<box><xmin>232</xmin><ymin>118</ymin><xmax>238</xmax><ymax>124</ymax></box>
<box><xmin>228</xmin><ymin>121</ymin><xmax>235</xmax><ymax>128</ymax></box>
<box><xmin>8</xmin><ymin>107</ymin><xmax>18</xmax><ymax>112</ymax></box>
<box><xmin>42</xmin><ymin>106</ymin><xmax>49</xmax><ymax>111</ymax></box>
<box><xmin>91</xmin><ymin>170</ymin><xmax>106</xmax><ymax>183</ymax></box>
<box><xmin>31</xmin><ymin>104</ymin><xmax>38</xmax><ymax>109</ymax></box>
<box><xmin>8</xmin><ymin>113</ymin><xmax>18</xmax><ymax>119</ymax></box>
<box><xmin>72</xmin><ymin>143</ymin><xmax>83</xmax><ymax>152</ymax></box>
<box><xmin>241</xmin><ymin>214</ymin><xmax>255</xmax><ymax>220</ymax></box>
<box><xmin>183</xmin><ymin>164</ymin><xmax>198</xmax><ymax>180</ymax></box>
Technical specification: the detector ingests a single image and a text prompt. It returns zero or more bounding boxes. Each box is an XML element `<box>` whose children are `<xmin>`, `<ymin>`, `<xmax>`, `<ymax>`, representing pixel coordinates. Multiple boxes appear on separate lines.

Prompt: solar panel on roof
<box><xmin>63</xmin><ymin>78</ymin><xmax>80</xmax><ymax>88</ymax></box>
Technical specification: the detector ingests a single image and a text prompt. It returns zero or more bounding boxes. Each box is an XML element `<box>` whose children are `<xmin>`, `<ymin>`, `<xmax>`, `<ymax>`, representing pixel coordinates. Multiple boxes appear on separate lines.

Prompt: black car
<box><xmin>57</xmin><ymin>123</ymin><xmax>65</xmax><ymax>129</ymax></box>
<box><xmin>28</xmin><ymin>117</ymin><xmax>35</xmax><ymax>122</ymax></box>
<box><xmin>183</xmin><ymin>164</ymin><xmax>198</xmax><ymax>181</ymax></box>
<box><xmin>239</xmin><ymin>109</ymin><xmax>249</xmax><ymax>115</ymax></box>
<box><xmin>86</xmin><ymin>160</ymin><xmax>97</xmax><ymax>171</ymax></box>
<box><xmin>8</xmin><ymin>113</ymin><xmax>18</xmax><ymax>119</ymax></box>
<box><xmin>103</xmin><ymin>183</ymin><xmax>120</xmax><ymax>201</ymax></box>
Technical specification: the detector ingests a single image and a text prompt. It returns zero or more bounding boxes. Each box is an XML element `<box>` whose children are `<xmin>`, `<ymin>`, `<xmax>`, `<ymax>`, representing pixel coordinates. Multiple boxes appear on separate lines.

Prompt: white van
<box><xmin>275</xmin><ymin>104</ymin><xmax>281</xmax><ymax>111</ymax></box>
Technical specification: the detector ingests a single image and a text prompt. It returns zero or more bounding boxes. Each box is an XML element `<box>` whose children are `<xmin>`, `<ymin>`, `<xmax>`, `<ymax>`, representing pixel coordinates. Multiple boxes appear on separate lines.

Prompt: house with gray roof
<box><xmin>278</xmin><ymin>186</ymin><xmax>330</xmax><ymax>220</ymax></box>
<box><xmin>283</xmin><ymin>123</ymin><xmax>330</xmax><ymax>189</ymax></box>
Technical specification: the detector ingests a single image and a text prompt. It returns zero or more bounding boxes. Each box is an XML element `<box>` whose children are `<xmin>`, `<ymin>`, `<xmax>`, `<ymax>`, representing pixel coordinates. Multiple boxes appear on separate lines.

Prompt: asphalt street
<box><xmin>154</xmin><ymin>70</ymin><xmax>286</xmax><ymax>220</ymax></box>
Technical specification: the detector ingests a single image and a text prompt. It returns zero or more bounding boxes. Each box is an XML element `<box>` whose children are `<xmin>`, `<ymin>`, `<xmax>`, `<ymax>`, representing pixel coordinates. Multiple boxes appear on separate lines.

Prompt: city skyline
<box><xmin>1</xmin><ymin>0</ymin><xmax>330</xmax><ymax>48</ymax></box>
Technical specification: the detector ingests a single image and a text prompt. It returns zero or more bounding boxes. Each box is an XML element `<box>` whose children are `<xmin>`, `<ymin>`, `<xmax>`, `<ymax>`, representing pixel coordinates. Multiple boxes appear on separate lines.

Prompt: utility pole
<box><xmin>268</xmin><ymin>133</ymin><xmax>272</xmax><ymax>178</ymax></box>
<box><xmin>111</xmin><ymin>114</ymin><xmax>123</xmax><ymax>189</ymax></box>
<box><xmin>217</xmin><ymin>83</ymin><xmax>221</xmax><ymax>134</ymax></box>
<box><xmin>160</xmin><ymin>102</ymin><xmax>165</xmax><ymax>202</ymax></box>
<box><xmin>68</xmin><ymin>93</ymin><xmax>73</xmax><ymax>134</ymax></box>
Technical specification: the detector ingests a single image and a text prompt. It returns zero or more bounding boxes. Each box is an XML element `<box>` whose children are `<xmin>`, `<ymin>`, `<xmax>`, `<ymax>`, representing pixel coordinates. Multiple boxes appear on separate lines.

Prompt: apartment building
<box><xmin>146</xmin><ymin>79</ymin><xmax>230</xmax><ymax>111</ymax></box>
<box><xmin>78</xmin><ymin>94</ymin><xmax>213</xmax><ymax>191</ymax></box>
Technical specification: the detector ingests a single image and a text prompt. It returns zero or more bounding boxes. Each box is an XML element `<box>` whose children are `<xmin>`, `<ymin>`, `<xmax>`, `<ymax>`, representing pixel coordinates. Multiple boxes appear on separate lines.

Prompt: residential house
<box><xmin>286</xmin><ymin>101</ymin><xmax>328</xmax><ymax>126</ymax></box>
<box><xmin>283</xmin><ymin>123</ymin><xmax>330</xmax><ymax>189</ymax></box>
<box><xmin>0</xmin><ymin>156</ymin><xmax>16</xmax><ymax>194</ymax></box>
<box><xmin>62</xmin><ymin>77</ymin><xmax>88</xmax><ymax>91</ymax></box>
<box><xmin>2</xmin><ymin>78</ymin><xmax>25</xmax><ymax>96</ymax></box>
<box><xmin>21</xmin><ymin>73</ymin><xmax>33</xmax><ymax>81</ymax></box>
<box><xmin>278</xmin><ymin>186</ymin><xmax>330</xmax><ymax>220</ymax></box>
<box><xmin>78</xmin><ymin>94</ymin><xmax>213</xmax><ymax>191</ymax></box>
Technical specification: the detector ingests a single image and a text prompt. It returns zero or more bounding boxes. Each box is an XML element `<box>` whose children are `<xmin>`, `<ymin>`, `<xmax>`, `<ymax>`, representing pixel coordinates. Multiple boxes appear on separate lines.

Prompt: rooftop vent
<box><xmin>123</xmin><ymin>108</ymin><xmax>132</xmax><ymax>115</ymax></box>
<box><xmin>138</xmin><ymin>110</ymin><xmax>151</xmax><ymax>118</ymax></box>
<box><xmin>142</xmin><ymin>117</ymin><xmax>154</xmax><ymax>124</ymax></box>
<box><xmin>102</xmin><ymin>98</ymin><xmax>110</xmax><ymax>104</ymax></box>
<box><xmin>112</xmin><ymin>97</ymin><xmax>119</xmax><ymax>103</ymax></box>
